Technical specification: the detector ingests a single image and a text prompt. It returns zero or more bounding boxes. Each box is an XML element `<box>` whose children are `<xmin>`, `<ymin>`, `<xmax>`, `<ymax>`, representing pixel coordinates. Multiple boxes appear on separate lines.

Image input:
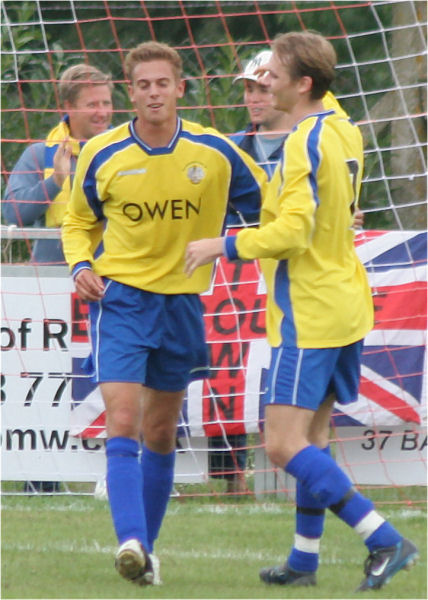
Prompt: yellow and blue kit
<box><xmin>225</xmin><ymin>108</ymin><xmax>374</xmax><ymax>349</ymax></box>
<box><xmin>62</xmin><ymin>117</ymin><xmax>267</xmax><ymax>292</ymax></box>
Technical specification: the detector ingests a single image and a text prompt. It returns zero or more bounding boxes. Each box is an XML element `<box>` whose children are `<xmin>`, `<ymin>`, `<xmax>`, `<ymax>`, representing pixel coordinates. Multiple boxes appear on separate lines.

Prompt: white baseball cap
<box><xmin>233</xmin><ymin>49</ymin><xmax>272</xmax><ymax>84</ymax></box>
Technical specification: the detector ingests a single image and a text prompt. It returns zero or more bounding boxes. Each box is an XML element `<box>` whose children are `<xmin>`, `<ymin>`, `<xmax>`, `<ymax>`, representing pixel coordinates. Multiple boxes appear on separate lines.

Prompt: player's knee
<box><xmin>266</xmin><ymin>435</ymin><xmax>312</xmax><ymax>469</ymax></box>
<box><xmin>265</xmin><ymin>439</ymin><xmax>289</xmax><ymax>468</ymax></box>
<box><xmin>143</xmin><ymin>421</ymin><xmax>176</xmax><ymax>453</ymax></box>
<box><xmin>106</xmin><ymin>407</ymin><xmax>141</xmax><ymax>438</ymax></box>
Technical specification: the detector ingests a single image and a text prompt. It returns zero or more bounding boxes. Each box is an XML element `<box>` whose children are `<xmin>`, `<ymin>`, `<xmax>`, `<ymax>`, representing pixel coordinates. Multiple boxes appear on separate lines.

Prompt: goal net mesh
<box><xmin>1</xmin><ymin>1</ymin><xmax>426</xmax><ymax>503</ymax></box>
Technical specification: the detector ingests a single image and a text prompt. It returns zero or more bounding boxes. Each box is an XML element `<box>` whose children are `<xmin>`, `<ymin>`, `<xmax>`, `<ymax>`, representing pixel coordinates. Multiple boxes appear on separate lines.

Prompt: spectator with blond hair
<box><xmin>3</xmin><ymin>63</ymin><xmax>113</xmax><ymax>264</ymax></box>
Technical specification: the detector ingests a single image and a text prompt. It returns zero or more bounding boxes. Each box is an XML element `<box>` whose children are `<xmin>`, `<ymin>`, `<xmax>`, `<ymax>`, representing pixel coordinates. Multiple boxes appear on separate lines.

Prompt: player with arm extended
<box><xmin>185</xmin><ymin>31</ymin><xmax>418</xmax><ymax>593</ymax></box>
<box><xmin>213</xmin><ymin>48</ymin><xmax>363</xmax><ymax>495</ymax></box>
<box><xmin>61</xmin><ymin>41</ymin><xmax>267</xmax><ymax>586</ymax></box>
<box><xmin>3</xmin><ymin>64</ymin><xmax>113</xmax><ymax>264</ymax></box>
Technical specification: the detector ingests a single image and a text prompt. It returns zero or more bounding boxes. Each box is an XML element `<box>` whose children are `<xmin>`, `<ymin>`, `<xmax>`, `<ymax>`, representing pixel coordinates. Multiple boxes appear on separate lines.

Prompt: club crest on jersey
<box><xmin>186</xmin><ymin>164</ymin><xmax>205</xmax><ymax>184</ymax></box>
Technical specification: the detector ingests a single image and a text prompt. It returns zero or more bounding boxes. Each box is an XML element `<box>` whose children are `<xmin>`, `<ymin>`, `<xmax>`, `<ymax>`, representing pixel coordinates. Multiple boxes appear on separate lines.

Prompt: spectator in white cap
<box><xmin>228</xmin><ymin>50</ymin><xmax>294</xmax><ymax>224</ymax></box>
<box><xmin>231</xmin><ymin>51</ymin><xmax>295</xmax><ymax>164</ymax></box>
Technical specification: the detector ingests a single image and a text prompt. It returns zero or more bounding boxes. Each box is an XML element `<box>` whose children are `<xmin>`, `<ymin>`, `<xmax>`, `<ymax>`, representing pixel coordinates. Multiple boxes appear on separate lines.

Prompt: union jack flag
<box><xmin>69</xmin><ymin>230</ymin><xmax>426</xmax><ymax>438</ymax></box>
<box><xmin>334</xmin><ymin>230</ymin><xmax>426</xmax><ymax>427</ymax></box>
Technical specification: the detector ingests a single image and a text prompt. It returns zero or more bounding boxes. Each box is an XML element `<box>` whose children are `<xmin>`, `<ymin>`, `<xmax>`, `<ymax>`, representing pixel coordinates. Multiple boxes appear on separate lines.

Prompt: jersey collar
<box><xmin>129</xmin><ymin>117</ymin><xmax>182</xmax><ymax>155</ymax></box>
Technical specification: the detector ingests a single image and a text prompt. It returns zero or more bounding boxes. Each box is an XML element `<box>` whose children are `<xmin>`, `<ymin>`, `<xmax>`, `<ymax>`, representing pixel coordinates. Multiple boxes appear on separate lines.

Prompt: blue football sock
<box><xmin>286</xmin><ymin>445</ymin><xmax>352</xmax><ymax>506</ymax></box>
<box><xmin>365</xmin><ymin>521</ymin><xmax>402</xmax><ymax>551</ymax></box>
<box><xmin>332</xmin><ymin>488</ymin><xmax>401</xmax><ymax>550</ymax></box>
<box><xmin>286</xmin><ymin>445</ymin><xmax>401</xmax><ymax>551</ymax></box>
<box><xmin>141</xmin><ymin>445</ymin><xmax>175</xmax><ymax>553</ymax></box>
<box><xmin>287</xmin><ymin>446</ymin><xmax>330</xmax><ymax>573</ymax></box>
<box><xmin>106</xmin><ymin>436</ymin><xmax>148</xmax><ymax>548</ymax></box>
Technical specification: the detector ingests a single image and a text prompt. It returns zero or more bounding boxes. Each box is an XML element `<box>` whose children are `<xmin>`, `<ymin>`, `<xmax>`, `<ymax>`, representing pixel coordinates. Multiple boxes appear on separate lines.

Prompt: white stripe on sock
<box><xmin>294</xmin><ymin>533</ymin><xmax>321</xmax><ymax>554</ymax></box>
<box><xmin>354</xmin><ymin>510</ymin><xmax>385</xmax><ymax>540</ymax></box>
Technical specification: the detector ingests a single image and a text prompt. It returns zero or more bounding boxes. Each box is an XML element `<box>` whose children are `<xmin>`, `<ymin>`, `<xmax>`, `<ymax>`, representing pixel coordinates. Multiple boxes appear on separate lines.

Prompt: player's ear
<box><xmin>127</xmin><ymin>83</ymin><xmax>136</xmax><ymax>106</ymax></box>
<box><xmin>299</xmin><ymin>75</ymin><xmax>313</xmax><ymax>95</ymax></box>
<box><xmin>177</xmin><ymin>79</ymin><xmax>185</xmax><ymax>99</ymax></box>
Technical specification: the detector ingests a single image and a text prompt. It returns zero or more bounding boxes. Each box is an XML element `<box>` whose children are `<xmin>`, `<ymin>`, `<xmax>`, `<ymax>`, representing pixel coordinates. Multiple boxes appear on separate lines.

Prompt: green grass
<box><xmin>2</xmin><ymin>494</ymin><xmax>426</xmax><ymax>599</ymax></box>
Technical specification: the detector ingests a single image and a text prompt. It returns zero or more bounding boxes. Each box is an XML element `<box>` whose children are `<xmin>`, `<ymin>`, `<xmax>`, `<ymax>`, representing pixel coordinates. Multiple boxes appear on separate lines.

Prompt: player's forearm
<box><xmin>227</xmin><ymin>208</ymin><xmax>314</xmax><ymax>261</ymax></box>
<box><xmin>62</xmin><ymin>219</ymin><xmax>97</xmax><ymax>273</ymax></box>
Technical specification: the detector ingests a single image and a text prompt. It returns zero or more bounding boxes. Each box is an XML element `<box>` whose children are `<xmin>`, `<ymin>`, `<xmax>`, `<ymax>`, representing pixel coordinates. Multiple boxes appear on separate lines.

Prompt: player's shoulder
<box><xmin>295</xmin><ymin>109</ymin><xmax>355</xmax><ymax>136</ymax></box>
<box><xmin>181</xmin><ymin>118</ymin><xmax>231</xmax><ymax>144</ymax></box>
<box><xmin>285</xmin><ymin>111</ymin><xmax>341</xmax><ymax>153</ymax></box>
<box><xmin>323</xmin><ymin>109</ymin><xmax>362</xmax><ymax>142</ymax></box>
<box><xmin>312</xmin><ymin>111</ymin><xmax>363</xmax><ymax>157</ymax></box>
<box><xmin>322</xmin><ymin>95</ymin><xmax>361</xmax><ymax>138</ymax></box>
<box><xmin>322</xmin><ymin>91</ymin><xmax>350</xmax><ymax>119</ymax></box>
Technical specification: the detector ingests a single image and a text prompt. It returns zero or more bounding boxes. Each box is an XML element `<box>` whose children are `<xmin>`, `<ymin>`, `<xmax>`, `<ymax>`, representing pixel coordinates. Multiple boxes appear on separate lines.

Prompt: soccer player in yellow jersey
<box><xmin>185</xmin><ymin>31</ymin><xmax>418</xmax><ymax>592</ymax></box>
<box><xmin>61</xmin><ymin>41</ymin><xmax>266</xmax><ymax>585</ymax></box>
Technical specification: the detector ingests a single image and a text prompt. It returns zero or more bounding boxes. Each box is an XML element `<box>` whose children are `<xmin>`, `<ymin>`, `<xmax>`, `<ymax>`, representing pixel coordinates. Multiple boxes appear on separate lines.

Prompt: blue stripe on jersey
<box><xmin>83</xmin><ymin>136</ymin><xmax>135</xmax><ymax>220</ymax></box>
<box><xmin>275</xmin><ymin>260</ymin><xmax>297</xmax><ymax>346</ymax></box>
<box><xmin>306</xmin><ymin>118</ymin><xmax>323</xmax><ymax>207</ymax></box>
<box><xmin>306</xmin><ymin>112</ymin><xmax>333</xmax><ymax>208</ymax></box>
<box><xmin>180</xmin><ymin>129</ymin><xmax>262</xmax><ymax>212</ymax></box>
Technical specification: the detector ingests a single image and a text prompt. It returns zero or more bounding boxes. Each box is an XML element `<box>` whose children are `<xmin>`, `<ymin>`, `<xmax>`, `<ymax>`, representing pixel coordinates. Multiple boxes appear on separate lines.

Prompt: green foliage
<box><xmin>2</xmin><ymin>495</ymin><xmax>426</xmax><ymax>599</ymax></box>
<box><xmin>181</xmin><ymin>44</ymin><xmax>251</xmax><ymax>132</ymax></box>
<box><xmin>1</xmin><ymin>1</ymin><xmax>425</xmax><ymax>230</ymax></box>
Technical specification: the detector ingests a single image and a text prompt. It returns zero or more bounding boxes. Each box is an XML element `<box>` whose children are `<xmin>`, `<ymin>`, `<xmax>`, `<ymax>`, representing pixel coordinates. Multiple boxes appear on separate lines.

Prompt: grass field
<box><xmin>2</xmin><ymin>491</ymin><xmax>427</xmax><ymax>600</ymax></box>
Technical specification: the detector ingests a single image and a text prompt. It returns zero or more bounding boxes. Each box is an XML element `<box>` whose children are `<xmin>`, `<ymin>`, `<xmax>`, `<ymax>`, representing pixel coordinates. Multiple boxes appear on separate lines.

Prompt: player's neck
<box><xmin>291</xmin><ymin>98</ymin><xmax>325</xmax><ymax>125</ymax></box>
<box><xmin>133</xmin><ymin>115</ymin><xmax>178</xmax><ymax>148</ymax></box>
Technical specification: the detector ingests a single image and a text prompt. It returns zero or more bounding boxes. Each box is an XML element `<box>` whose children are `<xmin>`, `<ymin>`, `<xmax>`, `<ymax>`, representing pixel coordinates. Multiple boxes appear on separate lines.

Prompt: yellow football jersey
<box><xmin>225</xmin><ymin>109</ymin><xmax>374</xmax><ymax>348</ymax></box>
<box><xmin>62</xmin><ymin>118</ymin><xmax>267</xmax><ymax>294</ymax></box>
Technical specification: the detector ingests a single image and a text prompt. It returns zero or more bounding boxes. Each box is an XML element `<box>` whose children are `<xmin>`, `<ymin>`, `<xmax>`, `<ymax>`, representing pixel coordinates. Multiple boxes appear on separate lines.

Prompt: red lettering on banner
<box><xmin>201</xmin><ymin>235</ymin><xmax>266</xmax><ymax>435</ymax></box>
<box><xmin>71</xmin><ymin>293</ymin><xmax>89</xmax><ymax>343</ymax></box>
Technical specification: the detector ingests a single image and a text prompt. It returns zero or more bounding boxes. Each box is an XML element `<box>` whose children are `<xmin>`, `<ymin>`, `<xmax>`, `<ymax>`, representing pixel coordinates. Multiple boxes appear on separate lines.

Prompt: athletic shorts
<box><xmin>263</xmin><ymin>340</ymin><xmax>364</xmax><ymax>410</ymax></box>
<box><xmin>84</xmin><ymin>278</ymin><xmax>209</xmax><ymax>391</ymax></box>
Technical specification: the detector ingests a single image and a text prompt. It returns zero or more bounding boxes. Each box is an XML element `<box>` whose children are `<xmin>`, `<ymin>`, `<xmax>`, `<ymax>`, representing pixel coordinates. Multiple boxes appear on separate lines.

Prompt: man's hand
<box><xmin>52</xmin><ymin>138</ymin><xmax>73</xmax><ymax>187</ymax></box>
<box><xmin>353</xmin><ymin>209</ymin><xmax>364</xmax><ymax>229</ymax></box>
<box><xmin>75</xmin><ymin>269</ymin><xmax>105</xmax><ymax>301</ymax></box>
<box><xmin>185</xmin><ymin>238</ymin><xmax>224</xmax><ymax>277</ymax></box>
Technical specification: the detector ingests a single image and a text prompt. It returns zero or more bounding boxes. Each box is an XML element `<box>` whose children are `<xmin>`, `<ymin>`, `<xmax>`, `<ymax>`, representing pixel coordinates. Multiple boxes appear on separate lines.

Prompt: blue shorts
<box><xmin>84</xmin><ymin>279</ymin><xmax>209</xmax><ymax>391</ymax></box>
<box><xmin>264</xmin><ymin>340</ymin><xmax>364</xmax><ymax>410</ymax></box>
